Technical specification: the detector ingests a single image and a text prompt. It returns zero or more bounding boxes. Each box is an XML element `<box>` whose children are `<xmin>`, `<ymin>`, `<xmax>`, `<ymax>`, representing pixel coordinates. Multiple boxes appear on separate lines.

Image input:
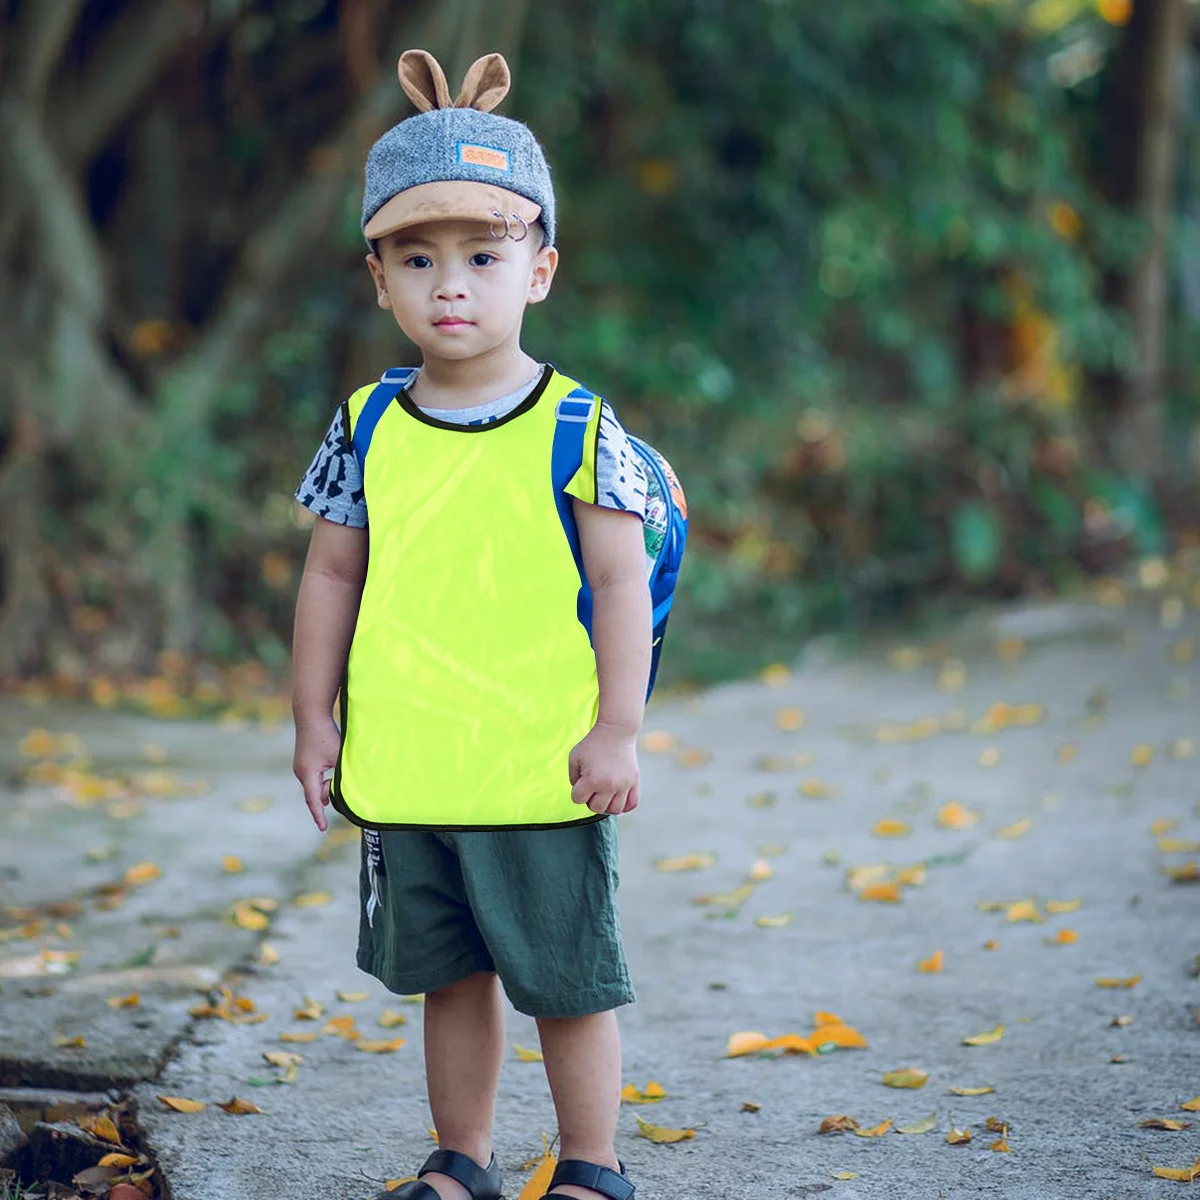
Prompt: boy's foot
<box><xmin>542</xmin><ymin>1158</ymin><xmax>634</xmax><ymax>1200</ymax></box>
<box><xmin>384</xmin><ymin>1149</ymin><xmax>502</xmax><ymax>1200</ymax></box>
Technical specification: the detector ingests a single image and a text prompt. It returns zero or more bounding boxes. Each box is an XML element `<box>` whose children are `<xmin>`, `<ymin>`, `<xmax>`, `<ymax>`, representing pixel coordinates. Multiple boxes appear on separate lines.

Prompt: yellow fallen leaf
<box><xmin>1096</xmin><ymin>975</ymin><xmax>1141</xmax><ymax>989</ymax></box>
<box><xmin>124</xmin><ymin>861</ymin><xmax>162</xmax><ymax>886</ymax></box>
<box><xmin>979</xmin><ymin>748</ymin><xmax>1001</xmax><ymax>768</ymax></box>
<box><xmin>995</xmin><ymin>817</ymin><xmax>1032</xmax><ymax>840</ymax></box>
<box><xmin>1005</xmin><ymin>900</ymin><xmax>1043</xmax><ymax>924</ymax></box>
<box><xmin>378</xmin><ymin>1009</ymin><xmax>408</xmax><ymax>1029</ymax></box>
<box><xmin>983</xmin><ymin>939</ymin><xmax>999</xmax><ymax>951</ymax></box>
<box><xmin>762</xmin><ymin>1033</ymin><xmax>816</xmax><ymax>1055</ymax></box>
<box><xmin>621</xmin><ymin>1081</ymin><xmax>667</xmax><ymax>1104</ymax></box>
<box><xmin>1158</xmin><ymin>838</ymin><xmax>1200</xmax><ymax>854</ymax></box>
<box><xmin>1168</xmin><ymin>738</ymin><xmax>1195</xmax><ymax>759</ymax></box>
<box><xmin>936</xmin><ymin>802</ymin><xmax>980</xmax><ymax>830</ymax></box>
<box><xmin>640</xmin><ymin>730</ymin><xmax>678</xmax><ymax>753</ymax></box>
<box><xmin>962</xmin><ymin>1024</ymin><xmax>1005</xmax><ymax>1046</ymax></box>
<box><xmin>1181</xmin><ymin>1096</ymin><xmax>1200</xmax><ymax>1112</ymax></box>
<box><xmin>882</xmin><ymin>1068</ymin><xmax>929</xmax><ymax>1089</ymax></box>
<box><xmin>79</xmin><ymin>1115</ymin><xmax>122</xmax><ymax>1144</ymax></box>
<box><xmin>755</xmin><ymin>913</ymin><xmax>793</xmax><ymax>928</ymax></box>
<box><xmin>1151</xmin><ymin>817</ymin><xmax>1180</xmax><ymax>837</ymax></box>
<box><xmin>1130</xmin><ymin>743</ymin><xmax>1154</xmax><ymax>767</ymax></box>
<box><xmin>1047</xmin><ymin>929</ymin><xmax>1078</xmax><ymax>945</ymax></box>
<box><xmin>232</xmin><ymin>900</ymin><xmax>271</xmax><ymax>932</ymax></box>
<box><xmin>1057</xmin><ymin>742</ymin><xmax>1078</xmax><ymax>764</ymax></box>
<box><xmin>1152</xmin><ymin>1161</ymin><xmax>1200</xmax><ymax>1182</ymax></box>
<box><xmin>1164</xmin><ymin>861</ymin><xmax>1199</xmax><ymax>883</ymax></box>
<box><xmin>798</xmin><ymin>777</ymin><xmax>837</xmax><ymax>798</ymax></box>
<box><xmin>747</xmin><ymin>859</ymin><xmax>774</xmax><ymax>882</ymax></box>
<box><xmin>513</xmin><ymin>1044</ymin><xmax>544</xmax><ymax>1062</ymax></box>
<box><xmin>356</xmin><ymin>1038</ymin><xmax>405</xmax><ymax>1053</ymax></box>
<box><xmin>813</xmin><ymin>1010</ymin><xmax>843</xmax><ymax>1026</ymax></box>
<box><xmin>896</xmin><ymin>1112</ymin><xmax>938</xmax><ymax>1135</ymax></box>
<box><xmin>872</xmin><ymin>818</ymin><xmax>911</xmax><ymax>838</ymax></box>
<box><xmin>218</xmin><ymin>1096</ymin><xmax>263</xmax><ymax>1115</ymax></box>
<box><xmin>635</xmin><ymin>1115</ymin><xmax>695</xmax><ymax>1143</ymax></box>
<box><xmin>675</xmin><ymin>747</ymin><xmax>710</xmax><ymax>768</ymax></box>
<box><xmin>237</xmin><ymin>795</ymin><xmax>273</xmax><ymax>813</ymax></box>
<box><xmin>990</xmin><ymin>1135</ymin><xmax>1012</xmax><ymax>1152</ymax></box>
<box><xmin>1045</xmin><ymin>898</ymin><xmax>1082</xmax><ymax>913</ymax></box>
<box><xmin>156</xmin><ymin>1095</ymin><xmax>206</xmax><ymax>1113</ymax></box>
<box><xmin>741</xmin><ymin>1102</ymin><xmax>761</xmax><ymax>1113</ymax></box>
<box><xmin>859</xmin><ymin>882</ymin><xmax>903</xmax><ymax>903</ymax></box>
<box><xmin>693</xmin><ymin>883</ymin><xmax>755</xmax><ymax>908</ymax></box>
<box><xmin>322</xmin><ymin>1015</ymin><xmax>359</xmax><ymax>1039</ymax></box>
<box><xmin>852</xmin><ymin>1118</ymin><xmax>893</xmax><ymax>1138</ymax></box>
<box><xmin>818</xmin><ymin>1115</ymin><xmax>860</xmax><ymax>1134</ymax></box>
<box><xmin>292</xmin><ymin>890</ymin><xmax>332</xmax><ymax>907</ymax></box>
<box><xmin>1111</xmin><ymin>1015</ymin><xmax>1134</xmax><ymax>1027</ymax></box>
<box><xmin>336</xmin><ymin>990</ymin><xmax>369</xmax><ymax>1002</ymax></box>
<box><xmin>977</xmin><ymin>900</ymin><xmax>1007</xmax><ymax>912</ymax></box>
<box><xmin>106</xmin><ymin>992</ymin><xmax>140</xmax><ymax>1008</ymax></box>
<box><xmin>948</xmin><ymin>1086</ymin><xmax>994</xmax><ymax>1096</ymax></box>
<box><xmin>811</xmin><ymin>1024</ymin><xmax>868</xmax><ymax>1050</ymax></box>
<box><xmin>263</xmin><ymin>1051</ymin><xmax>303</xmax><ymax>1068</ymax></box>
<box><xmin>917</xmin><ymin>950</ymin><xmax>944</xmax><ymax>973</ymax></box>
<box><xmin>52</xmin><ymin>1034</ymin><xmax>86</xmax><ymax>1048</ymax></box>
<box><xmin>654</xmin><ymin>853</ymin><xmax>716</xmax><ymax>872</ymax></box>
<box><xmin>725</xmin><ymin>1031</ymin><xmax>772</xmax><ymax>1057</ymax></box>
<box><xmin>760</xmin><ymin>663</ymin><xmax>791</xmax><ymax>687</ymax></box>
<box><xmin>256</xmin><ymin>943</ymin><xmax>280</xmax><ymax>966</ymax></box>
<box><xmin>293</xmin><ymin>997</ymin><xmax>325</xmax><ymax>1020</ymax></box>
<box><xmin>279</xmin><ymin>1031</ymin><xmax>316</xmax><ymax>1043</ymax></box>
<box><xmin>947</xmin><ymin>1127</ymin><xmax>972</xmax><ymax>1145</ymax></box>
<box><xmin>221</xmin><ymin>855</ymin><xmax>245</xmax><ymax>874</ymax></box>
<box><xmin>1142</xmin><ymin>1118</ymin><xmax>1192</xmax><ymax>1131</ymax></box>
<box><xmin>894</xmin><ymin>863</ymin><xmax>928</xmax><ymax>888</ymax></box>
<box><xmin>776</xmin><ymin>707</ymin><xmax>805</xmax><ymax>730</ymax></box>
<box><xmin>97</xmin><ymin>1153</ymin><xmax>139</xmax><ymax>1168</ymax></box>
<box><xmin>516</xmin><ymin>1152</ymin><xmax>558</xmax><ymax>1200</ymax></box>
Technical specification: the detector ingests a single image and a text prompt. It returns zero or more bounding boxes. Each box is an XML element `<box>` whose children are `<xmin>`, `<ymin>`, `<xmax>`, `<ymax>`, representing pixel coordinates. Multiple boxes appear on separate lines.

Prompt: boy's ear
<box><xmin>527</xmin><ymin>245</ymin><xmax>559</xmax><ymax>305</ymax></box>
<box><xmin>454</xmin><ymin>54</ymin><xmax>510</xmax><ymax>113</ymax></box>
<box><xmin>365</xmin><ymin>252</ymin><xmax>390</xmax><ymax>308</ymax></box>
<box><xmin>398</xmin><ymin>49</ymin><xmax>452</xmax><ymax>112</ymax></box>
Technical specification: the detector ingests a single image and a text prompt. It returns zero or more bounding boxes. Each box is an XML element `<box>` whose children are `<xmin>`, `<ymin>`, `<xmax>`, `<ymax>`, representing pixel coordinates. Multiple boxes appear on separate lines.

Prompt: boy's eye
<box><xmin>404</xmin><ymin>254</ymin><xmax>433</xmax><ymax>268</ymax></box>
<box><xmin>469</xmin><ymin>252</ymin><xmax>496</xmax><ymax>267</ymax></box>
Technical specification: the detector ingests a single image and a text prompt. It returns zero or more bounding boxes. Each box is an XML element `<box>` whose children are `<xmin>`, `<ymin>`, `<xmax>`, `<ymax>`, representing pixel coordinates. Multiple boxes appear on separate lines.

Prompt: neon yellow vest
<box><xmin>331</xmin><ymin>368</ymin><xmax>604</xmax><ymax>831</ymax></box>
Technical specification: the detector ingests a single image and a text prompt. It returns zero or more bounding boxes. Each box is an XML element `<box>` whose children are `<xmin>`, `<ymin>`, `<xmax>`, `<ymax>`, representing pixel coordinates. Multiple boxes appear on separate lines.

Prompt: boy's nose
<box><xmin>433</xmin><ymin>272</ymin><xmax>469</xmax><ymax>301</ymax></box>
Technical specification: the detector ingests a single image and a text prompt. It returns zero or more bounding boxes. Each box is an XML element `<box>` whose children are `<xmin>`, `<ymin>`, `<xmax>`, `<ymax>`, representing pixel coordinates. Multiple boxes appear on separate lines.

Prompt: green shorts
<box><xmin>355</xmin><ymin>815</ymin><xmax>635</xmax><ymax>1019</ymax></box>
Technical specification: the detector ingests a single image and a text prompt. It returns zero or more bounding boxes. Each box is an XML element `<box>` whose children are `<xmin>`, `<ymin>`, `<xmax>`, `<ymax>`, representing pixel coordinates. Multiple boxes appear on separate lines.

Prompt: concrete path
<box><xmin>2</xmin><ymin>587</ymin><xmax>1199</xmax><ymax>1199</ymax></box>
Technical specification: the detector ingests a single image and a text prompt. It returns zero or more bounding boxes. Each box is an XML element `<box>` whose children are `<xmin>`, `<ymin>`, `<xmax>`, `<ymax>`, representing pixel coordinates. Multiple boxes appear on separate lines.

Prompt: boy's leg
<box><xmin>536</xmin><ymin>1009</ymin><xmax>624</xmax><ymax>1200</ymax></box>
<box><xmin>420</xmin><ymin>970</ymin><xmax>507</xmax><ymax>1200</ymax></box>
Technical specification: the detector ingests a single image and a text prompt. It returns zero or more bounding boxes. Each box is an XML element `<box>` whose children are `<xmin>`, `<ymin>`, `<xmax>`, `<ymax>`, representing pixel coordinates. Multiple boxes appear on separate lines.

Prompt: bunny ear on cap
<box><xmin>398</xmin><ymin>49</ymin><xmax>453</xmax><ymax>112</ymax></box>
<box><xmin>454</xmin><ymin>53</ymin><xmax>511</xmax><ymax>112</ymax></box>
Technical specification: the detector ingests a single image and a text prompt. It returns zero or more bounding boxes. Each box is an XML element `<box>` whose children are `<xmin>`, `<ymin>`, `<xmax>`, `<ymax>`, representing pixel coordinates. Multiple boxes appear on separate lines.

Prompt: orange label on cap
<box><xmin>457</xmin><ymin>143</ymin><xmax>510</xmax><ymax>172</ymax></box>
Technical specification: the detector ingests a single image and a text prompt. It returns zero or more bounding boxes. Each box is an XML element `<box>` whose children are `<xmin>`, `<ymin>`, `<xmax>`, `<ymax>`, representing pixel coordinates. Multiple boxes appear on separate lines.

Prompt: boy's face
<box><xmin>366</xmin><ymin>218</ymin><xmax>558</xmax><ymax>362</ymax></box>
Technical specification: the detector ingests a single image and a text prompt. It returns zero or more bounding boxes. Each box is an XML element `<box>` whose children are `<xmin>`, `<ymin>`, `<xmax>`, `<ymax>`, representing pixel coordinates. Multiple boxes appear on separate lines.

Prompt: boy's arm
<box><xmin>569</xmin><ymin>498</ymin><xmax>652</xmax><ymax>815</ymax></box>
<box><xmin>292</xmin><ymin>517</ymin><xmax>369</xmax><ymax>831</ymax></box>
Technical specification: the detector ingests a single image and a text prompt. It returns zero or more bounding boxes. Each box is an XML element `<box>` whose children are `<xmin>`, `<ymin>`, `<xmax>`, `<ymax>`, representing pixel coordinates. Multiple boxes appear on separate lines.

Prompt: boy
<box><xmin>291</xmin><ymin>49</ymin><xmax>649</xmax><ymax>1200</ymax></box>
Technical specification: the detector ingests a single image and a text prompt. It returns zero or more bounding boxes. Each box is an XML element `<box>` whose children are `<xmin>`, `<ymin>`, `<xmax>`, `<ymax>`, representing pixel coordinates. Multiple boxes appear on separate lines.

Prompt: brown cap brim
<box><xmin>364</xmin><ymin>181</ymin><xmax>542</xmax><ymax>241</ymax></box>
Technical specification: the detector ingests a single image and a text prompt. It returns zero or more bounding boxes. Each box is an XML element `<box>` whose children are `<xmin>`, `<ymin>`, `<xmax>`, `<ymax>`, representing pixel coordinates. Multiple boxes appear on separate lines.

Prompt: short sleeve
<box><xmin>294</xmin><ymin>406</ymin><xmax>368</xmax><ymax>528</ymax></box>
<box><xmin>592</xmin><ymin>401</ymin><xmax>648</xmax><ymax>520</ymax></box>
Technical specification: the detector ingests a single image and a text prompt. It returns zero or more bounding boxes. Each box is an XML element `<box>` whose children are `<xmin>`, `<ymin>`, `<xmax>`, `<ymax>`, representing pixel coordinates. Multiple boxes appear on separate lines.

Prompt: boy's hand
<box><xmin>293</xmin><ymin>719</ymin><xmax>342</xmax><ymax>832</ymax></box>
<box><xmin>569</xmin><ymin>723</ymin><xmax>640</xmax><ymax>815</ymax></box>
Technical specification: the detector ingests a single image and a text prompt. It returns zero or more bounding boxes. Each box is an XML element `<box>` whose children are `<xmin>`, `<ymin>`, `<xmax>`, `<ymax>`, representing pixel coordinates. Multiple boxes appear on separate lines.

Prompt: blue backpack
<box><xmin>350</xmin><ymin>368</ymin><xmax>688</xmax><ymax>699</ymax></box>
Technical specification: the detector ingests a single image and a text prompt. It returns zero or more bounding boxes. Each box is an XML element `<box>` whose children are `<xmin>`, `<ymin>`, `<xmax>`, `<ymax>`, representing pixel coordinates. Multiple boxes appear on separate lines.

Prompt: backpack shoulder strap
<box><xmin>348</xmin><ymin>367</ymin><xmax>417</xmax><ymax>473</ymax></box>
<box><xmin>551</xmin><ymin>382</ymin><xmax>600</xmax><ymax>642</ymax></box>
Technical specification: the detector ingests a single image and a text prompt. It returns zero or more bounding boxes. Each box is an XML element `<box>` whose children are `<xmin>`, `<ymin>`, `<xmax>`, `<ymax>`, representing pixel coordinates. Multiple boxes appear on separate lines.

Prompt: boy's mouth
<box><xmin>434</xmin><ymin>315</ymin><xmax>472</xmax><ymax>327</ymax></box>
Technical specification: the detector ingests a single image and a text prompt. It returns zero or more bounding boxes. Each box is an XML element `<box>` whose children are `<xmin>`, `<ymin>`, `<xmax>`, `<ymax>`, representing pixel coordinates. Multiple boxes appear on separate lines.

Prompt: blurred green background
<box><xmin>1</xmin><ymin>0</ymin><xmax>1198</xmax><ymax>701</ymax></box>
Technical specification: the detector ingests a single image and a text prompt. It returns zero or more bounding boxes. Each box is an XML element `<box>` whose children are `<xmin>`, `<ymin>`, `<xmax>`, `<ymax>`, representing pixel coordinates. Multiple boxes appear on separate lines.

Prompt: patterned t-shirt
<box><xmin>295</xmin><ymin>365</ymin><xmax>648</xmax><ymax>527</ymax></box>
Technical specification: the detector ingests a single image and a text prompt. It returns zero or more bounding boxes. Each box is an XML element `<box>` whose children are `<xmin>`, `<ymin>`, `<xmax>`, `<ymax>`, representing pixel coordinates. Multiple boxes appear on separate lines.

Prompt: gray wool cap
<box><xmin>361</xmin><ymin>50</ymin><xmax>555</xmax><ymax>247</ymax></box>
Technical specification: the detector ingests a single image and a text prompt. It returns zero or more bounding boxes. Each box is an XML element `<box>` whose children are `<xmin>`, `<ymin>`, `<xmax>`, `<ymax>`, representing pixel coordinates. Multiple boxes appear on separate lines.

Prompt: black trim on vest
<box><xmin>392</xmin><ymin>364</ymin><xmax>553</xmax><ymax>432</ymax></box>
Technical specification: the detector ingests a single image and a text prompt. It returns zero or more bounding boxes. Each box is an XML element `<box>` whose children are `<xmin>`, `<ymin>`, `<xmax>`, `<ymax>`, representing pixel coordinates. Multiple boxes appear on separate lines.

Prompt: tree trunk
<box><xmin>1105</xmin><ymin>0</ymin><xmax>1190</xmax><ymax>479</ymax></box>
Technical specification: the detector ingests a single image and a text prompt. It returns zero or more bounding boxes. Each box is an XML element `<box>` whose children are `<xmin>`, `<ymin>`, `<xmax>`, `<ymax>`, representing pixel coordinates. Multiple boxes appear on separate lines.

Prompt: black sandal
<box><xmin>542</xmin><ymin>1158</ymin><xmax>635</xmax><ymax>1200</ymax></box>
<box><xmin>378</xmin><ymin>1148</ymin><xmax>503</xmax><ymax>1200</ymax></box>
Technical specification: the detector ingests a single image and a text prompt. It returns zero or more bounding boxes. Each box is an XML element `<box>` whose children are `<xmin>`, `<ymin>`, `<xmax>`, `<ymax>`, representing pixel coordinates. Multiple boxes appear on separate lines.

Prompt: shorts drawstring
<box><xmin>364</xmin><ymin>828</ymin><xmax>385</xmax><ymax>928</ymax></box>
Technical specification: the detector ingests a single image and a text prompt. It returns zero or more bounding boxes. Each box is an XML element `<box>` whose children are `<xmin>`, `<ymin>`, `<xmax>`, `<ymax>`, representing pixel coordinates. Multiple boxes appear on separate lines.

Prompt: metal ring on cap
<box><xmin>488</xmin><ymin>210</ymin><xmax>510</xmax><ymax>241</ymax></box>
<box><xmin>509</xmin><ymin>213</ymin><xmax>529</xmax><ymax>242</ymax></box>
